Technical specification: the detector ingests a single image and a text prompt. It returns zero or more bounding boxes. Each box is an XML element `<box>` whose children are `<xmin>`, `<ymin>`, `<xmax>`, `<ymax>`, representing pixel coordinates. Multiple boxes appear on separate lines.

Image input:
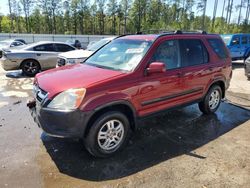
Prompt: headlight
<box><xmin>47</xmin><ymin>88</ymin><xmax>86</xmax><ymax>110</ymax></box>
<box><xmin>67</xmin><ymin>58</ymin><xmax>86</xmax><ymax>65</ymax></box>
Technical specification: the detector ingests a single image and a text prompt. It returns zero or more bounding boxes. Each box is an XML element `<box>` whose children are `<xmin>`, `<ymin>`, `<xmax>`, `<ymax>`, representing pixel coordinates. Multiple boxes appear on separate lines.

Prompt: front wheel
<box><xmin>21</xmin><ymin>60</ymin><xmax>40</xmax><ymax>77</ymax></box>
<box><xmin>84</xmin><ymin>111</ymin><xmax>130</xmax><ymax>158</ymax></box>
<box><xmin>199</xmin><ymin>85</ymin><xmax>222</xmax><ymax>114</ymax></box>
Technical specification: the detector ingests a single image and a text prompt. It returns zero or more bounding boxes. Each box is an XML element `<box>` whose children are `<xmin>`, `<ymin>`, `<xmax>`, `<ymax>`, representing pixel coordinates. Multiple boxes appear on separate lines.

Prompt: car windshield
<box><xmin>87</xmin><ymin>39</ymin><xmax>112</xmax><ymax>51</ymax></box>
<box><xmin>85</xmin><ymin>39</ymin><xmax>152</xmax><ymax>72</ymax></box>
<box><xmin>221</xmin><ymin>35</ymin><xmax>232</xmax><ymax>45</ymax></box>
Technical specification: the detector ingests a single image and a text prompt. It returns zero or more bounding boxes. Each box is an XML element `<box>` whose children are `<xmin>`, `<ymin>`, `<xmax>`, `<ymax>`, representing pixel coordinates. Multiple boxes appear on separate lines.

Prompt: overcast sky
<box><xmin>0</xmin><ymin>0</ymin><xmax>246</xmax><ymax>23</ymax></box>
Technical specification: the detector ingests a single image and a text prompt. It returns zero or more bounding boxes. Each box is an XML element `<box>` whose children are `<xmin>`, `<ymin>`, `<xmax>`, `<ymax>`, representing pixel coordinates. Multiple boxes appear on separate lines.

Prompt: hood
<box><xmin>0</xmin><ymin>45</ymin><xmax>9</xmax><ymax>50</ymax></box>
<box><xmin>36</xmin><ymin>64</ymin><xmax>125</xmax><ymax>98</ymax></box>
<box><xmin>59</xmin><ymin>49</ymin><xmax>93</xmax><ymax>59</ymax></box>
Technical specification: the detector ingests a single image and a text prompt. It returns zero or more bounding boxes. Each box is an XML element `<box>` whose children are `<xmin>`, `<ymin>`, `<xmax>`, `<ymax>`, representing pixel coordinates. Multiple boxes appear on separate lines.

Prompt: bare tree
<box><xmin>8</xmin><ymin>0</ymin><xmax>14</xmax><ymax>32</ymax></box>
<box><xmin>221</xmin><ymin>0</ymin><xmax>226</xmax><ymax>18</ymax></box>
<box><xmin>212</xmin><ymin>0</ymin><xmax>218</xmax><ymax>31</ymax></box>
<box><xmin>121</xmin><ymin>0</ymin><xmax>131</xmax><ymax>34</ymax></box>
<box><xmin>236</xmin><ymin>0</ymin><xmax>244</xmax><ymax>24</ymax></box>
<box><xmin>20</xmin><ymin>0</ymin><xmax>33</xmax><ymax>33</ymax></box>
<box><xmin>225</xmin><ymin>0</ymin><xmax>231</xmax><ymax>23</ymax></box>
<box><xmin>228</xmin><ymin>0</ymin><xmax>234</xmax><ymax>25</ymax></box>
<box><xmin>13</xmin><ymin>0</ymin><xmax>22</xmax><ymax>33</ymax></box>
<box><xmin>197</xmin><ymin>0</ymin><xmax>207</xmax><ymax>30</ymax></box>
<box><xmin>50</xmin><ymin>0</ymin><xmax>62</xmax><ymax>34</ymax></box>
<box><xmin>107</xmin><ymin>0</ymin><xmax>118</xmax><ymax>34</ymax></box>
<box><xmin>245</xmin><ymin>0</ymin><xmax>250</xmax><ymax>24</ymax></box>
<box><xmin>97</xmin><ymin>0</ymin><xmax>106</xmax><ymax>34</ymax></box>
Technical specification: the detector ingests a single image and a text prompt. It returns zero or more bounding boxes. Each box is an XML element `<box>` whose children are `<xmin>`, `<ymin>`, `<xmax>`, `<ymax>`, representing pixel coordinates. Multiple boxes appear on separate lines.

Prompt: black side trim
<box><xmin>139</xmin><ymin>98</ymin><xmax>203</xmax><ymax>120</ymax></box>
<box><xmin>141</xmin><ymin>87</ymin><xmax>203</xmax><ymax>106</ymax></box>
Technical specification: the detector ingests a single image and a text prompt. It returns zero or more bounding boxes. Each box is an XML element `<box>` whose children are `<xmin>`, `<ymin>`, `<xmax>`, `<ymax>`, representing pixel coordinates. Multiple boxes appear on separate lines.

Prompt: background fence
<box><xmin>0</xmin><ymin>33</ymin><xmax>116</xmax><ymax>47</ymax></box>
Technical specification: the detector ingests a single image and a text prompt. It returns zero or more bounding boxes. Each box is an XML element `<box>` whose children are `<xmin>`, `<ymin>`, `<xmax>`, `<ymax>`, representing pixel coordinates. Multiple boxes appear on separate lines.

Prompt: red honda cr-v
<box><xmin>28</xmin><ymin>31</ymin><xmax>232</xmax><ymax>157</ymax></box>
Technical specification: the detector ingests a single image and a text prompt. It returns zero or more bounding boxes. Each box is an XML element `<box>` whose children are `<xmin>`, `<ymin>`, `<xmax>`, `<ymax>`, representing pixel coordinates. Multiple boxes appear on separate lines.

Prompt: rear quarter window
<box><xmin>55</xmin><ymin>44</ymin><xmax>75</xmax><ymax>52</ymax></box>
<box><xmin>207</xmin><ymin>38</ymin><xmax>228</xmax><ymax>59</ymax></box>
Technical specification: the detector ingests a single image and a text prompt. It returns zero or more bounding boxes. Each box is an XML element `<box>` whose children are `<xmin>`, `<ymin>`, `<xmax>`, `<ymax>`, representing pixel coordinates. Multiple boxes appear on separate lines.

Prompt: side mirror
<box><xmin>146</xmin><ymin>62</ymin><xmax>166</xmax><ymax>74</ymax></box>
<box><xmin>232</xmin><ymin>40</ymin><xmax>238</xmax><ymax>45</ymax></box>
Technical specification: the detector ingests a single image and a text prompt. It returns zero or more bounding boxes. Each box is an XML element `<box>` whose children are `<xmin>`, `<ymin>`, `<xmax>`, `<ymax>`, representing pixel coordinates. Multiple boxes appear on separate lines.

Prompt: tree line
<box><xmin>1</xmin><ymin>0</ymin><xmax>250</xmax><ymax>35</ymax></box>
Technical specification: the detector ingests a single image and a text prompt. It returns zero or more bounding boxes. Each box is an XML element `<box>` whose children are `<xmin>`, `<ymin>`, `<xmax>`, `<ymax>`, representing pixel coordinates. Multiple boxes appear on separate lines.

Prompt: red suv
<box><xmin>28</xmin><ymin>31</ymin><xmax>232</xmax><ymax>157</ymax></box>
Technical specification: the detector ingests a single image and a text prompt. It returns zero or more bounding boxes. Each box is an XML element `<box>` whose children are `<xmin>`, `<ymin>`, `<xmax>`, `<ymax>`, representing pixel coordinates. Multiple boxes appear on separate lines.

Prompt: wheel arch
<box><xmin>244</xmin><ymin>47</ymin><xmax>250</xmax><ymax>60</ymax></box>
<box><xmin>83</xmin><ymin>100</ymin><xmax>138</xmax><ymax>138</ymax></box>
<box><xmin>207</xmin><ymin>80</ymin><xmax>226</xmax><ymax>98</ymax></box>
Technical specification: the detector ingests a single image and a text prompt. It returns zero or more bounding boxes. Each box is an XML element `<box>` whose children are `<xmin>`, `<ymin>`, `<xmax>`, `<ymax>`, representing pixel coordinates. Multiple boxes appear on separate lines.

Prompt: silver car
<box><xmin>0</xmin><ymin>41</ymin><xmax>76</xmax><ymax>76</ymax></box>
<box><xmin>245</xmin><ymin>56</ymin><xmax>250</xmax><ymax>80</ymax></box>
<box><xmin>0</xmin><ymin>39</ymin><xmax>25</xmax><ymax>58</ymax></box>
<box><xmin>57</xmin><ymin>37</ymin><xmax>116</xmax><ymax>67</ymax></box>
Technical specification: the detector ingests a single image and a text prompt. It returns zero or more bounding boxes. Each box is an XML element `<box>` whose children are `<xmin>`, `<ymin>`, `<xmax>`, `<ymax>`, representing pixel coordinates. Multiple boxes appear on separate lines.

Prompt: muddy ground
<box><xmin>0</xmin><ymin>63</ymin><xmax>249</xmax><ymax>188</ymax></box>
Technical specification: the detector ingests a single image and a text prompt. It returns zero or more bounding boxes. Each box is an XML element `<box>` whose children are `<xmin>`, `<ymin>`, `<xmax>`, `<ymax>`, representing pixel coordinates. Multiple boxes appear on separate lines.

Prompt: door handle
<box><xmin>177</xmin><ymin>72</ymin><xmax>183</xmax><ymax>77</ymax></box>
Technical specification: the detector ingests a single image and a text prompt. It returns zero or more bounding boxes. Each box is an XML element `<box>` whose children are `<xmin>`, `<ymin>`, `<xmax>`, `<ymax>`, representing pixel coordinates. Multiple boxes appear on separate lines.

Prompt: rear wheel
<box><xmin>84</xmin><ymin>111</ymin><xmax>130</xmax><ymax>158</ymax></box>
<box><xmin>21</xmin><ymin>60</ymin><xmax>40</xmax><ymax>77</ymax></box>
<box><xmin>199</xmin><ymin>85</ymin><xmax>222</xmax><ymax>114</ymax></box>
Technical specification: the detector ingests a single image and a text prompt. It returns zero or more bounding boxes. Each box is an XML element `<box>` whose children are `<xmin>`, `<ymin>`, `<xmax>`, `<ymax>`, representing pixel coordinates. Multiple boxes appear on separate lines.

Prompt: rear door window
<box><xmin>207</xmin><ymin>38</ymin><xmax>228</xmax><ymax>59</ymax></box>
<box><xmin>242</xmin><ymin>36</ymin><xmax>248</xmax><ymax>44</ymax></box>
<box><xmin>179</xmin><ymin>39</ymin><xmax>208</xmax><ymax>67</ymax></box>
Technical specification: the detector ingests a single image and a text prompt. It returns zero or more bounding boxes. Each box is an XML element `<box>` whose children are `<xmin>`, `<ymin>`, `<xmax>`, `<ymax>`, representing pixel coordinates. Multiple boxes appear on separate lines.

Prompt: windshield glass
<box><xmin>221</xmin><ymin>35</ymin><xmax>232</xmax><ymax>45</ymax></box>
<box><xmin>85</xmin><ymin>39</ymin><xmax>152</xmax><ymax>72</ymax></box>
<box><xmin>87</xmin><ymin>39</ymin><xmax>111</xmax><ymax>51</ymax></box>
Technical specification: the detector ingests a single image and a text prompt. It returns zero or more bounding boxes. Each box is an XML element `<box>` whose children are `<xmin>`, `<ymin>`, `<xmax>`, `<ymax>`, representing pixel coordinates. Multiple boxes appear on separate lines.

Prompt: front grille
<box><xmin>33</xmin><ymin>85</ymin><xmax>48</xmax><ymax>102</ymax></box>
<box><xmin>57</xmin><ymin>58</ymin><xmax>66</xmax><ymax>67</ymax></box>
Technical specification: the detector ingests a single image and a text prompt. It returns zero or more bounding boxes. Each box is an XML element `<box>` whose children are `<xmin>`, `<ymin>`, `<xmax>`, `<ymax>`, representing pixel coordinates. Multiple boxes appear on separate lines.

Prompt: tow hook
<box><xmin>27</xmin><ymin>100</ymin><xmax>36</xmax><ymax>108</ymax></box>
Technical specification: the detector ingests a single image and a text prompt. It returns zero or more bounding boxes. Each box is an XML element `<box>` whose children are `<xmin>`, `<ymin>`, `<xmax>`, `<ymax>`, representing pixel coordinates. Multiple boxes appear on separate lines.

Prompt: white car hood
<box><xmin>59</xmin><ymin>49</ymin><xmax>93</xmax><ymax>59</ymax></box>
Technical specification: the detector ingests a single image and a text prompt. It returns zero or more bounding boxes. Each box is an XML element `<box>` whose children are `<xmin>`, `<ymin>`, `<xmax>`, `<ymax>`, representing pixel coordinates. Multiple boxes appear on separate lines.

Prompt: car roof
<box><xmin>34</xmin><ymin>41</ymin><xmax>72</xmax><ymax>45</ymax></box>
<box><xmin>221</xmin><ymin>33</ymin><xmax>250</xmax><ymax>36</ymax></box>
<box><xmin>22</xmin><ymin>41</ymin><xmax>76</xmax><ymax>50</ymax></box>
<box><xmin>120</xmin><ymin>34</ymin><xmax>159</xmax><ymax>41</ymax></box>
<box><xmin>101</xmin><ymin>36</ymin><xmax>116</xmax><ymax>41</ymax></box>
<box><xmin>1</xmin><ymin>39</ymin><xmax>15</xmax><ymax>42</ymax></box>
<box><xmin>120</xmin><ymin>32</ymin><xmax>219</xmax><ymax>41</ymax></box>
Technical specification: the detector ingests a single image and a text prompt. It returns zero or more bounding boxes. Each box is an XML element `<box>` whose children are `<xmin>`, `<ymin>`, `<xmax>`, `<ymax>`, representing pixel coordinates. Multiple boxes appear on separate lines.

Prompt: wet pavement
<box><xmin>0</xmin><ymin>64</ymin><xmax>250</xmax><ymax>188</ymax></box>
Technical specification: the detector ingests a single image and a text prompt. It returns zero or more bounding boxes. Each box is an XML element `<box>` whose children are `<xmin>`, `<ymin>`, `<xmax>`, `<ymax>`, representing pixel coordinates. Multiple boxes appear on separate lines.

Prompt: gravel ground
<box><xmin>0</xmin><ymin>63</ymin><xmax>249</xmax><ymax>188</ymax></box>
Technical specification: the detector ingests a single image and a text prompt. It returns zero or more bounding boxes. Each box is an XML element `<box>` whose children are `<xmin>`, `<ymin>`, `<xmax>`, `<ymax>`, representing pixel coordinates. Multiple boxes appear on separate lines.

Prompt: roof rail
<box><xmin>174</xmin><ymin>30</ymin><xmax>207</xmax><ymax>34</ymax></box>
<box><xmin>136</xmin><ymin>29</ymin><xmax>207</xmax><ymax>35</ymax></box>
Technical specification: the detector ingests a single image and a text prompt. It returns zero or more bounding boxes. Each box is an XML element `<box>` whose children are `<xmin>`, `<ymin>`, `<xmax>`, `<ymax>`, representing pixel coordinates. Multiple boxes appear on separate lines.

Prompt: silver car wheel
<box><xmin>23</xmin><ymin>61</ymin><xmax>38</xmax><ymax>74</ymax></box>
<box><xmin>209</xmin><ymin>90</ymin><xmax>220</xmax><ymax>110</ymax></box>
<box><xmin>97</xmin><ymin>119</ymin><xmax>124</xmax><ymax>151</ymax></box>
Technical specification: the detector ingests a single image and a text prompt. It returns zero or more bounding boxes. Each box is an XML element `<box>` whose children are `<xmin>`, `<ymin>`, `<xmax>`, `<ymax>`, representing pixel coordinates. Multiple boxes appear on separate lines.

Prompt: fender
<box><xmin>81</xmin><ymin>92</ymin><xmax>134</xmax><ymax>111</ymax></box>
<box><xmin>204</xmin><ymin>76</ymin><xmax>226</xmax><ymax>98</ymax></box>
<box><xmin>83</xmin><ymin>99</ymin><xmax>139</xmax><ymax>131</ymax></box>
<box><xmin>244</xmin><ymin>47</ymin><xmax>250</xmax><ymax>59</ymax></box>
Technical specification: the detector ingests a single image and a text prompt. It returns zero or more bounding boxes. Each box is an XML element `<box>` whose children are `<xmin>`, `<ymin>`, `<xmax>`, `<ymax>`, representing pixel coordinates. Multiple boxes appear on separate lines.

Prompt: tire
<box><xmin>21</xmin><ymin>60</ymin><xmax>40</xmax><ymax>77</ymax></box>
<box><xmin>84</xmin><ymin>111</ymin><xmax>131</xmax><ymax>158</ymax></box>
<box><xmin>199</xmin><ymin>85</ymin><xmax>222</xmax><ymax>114</ymax></box>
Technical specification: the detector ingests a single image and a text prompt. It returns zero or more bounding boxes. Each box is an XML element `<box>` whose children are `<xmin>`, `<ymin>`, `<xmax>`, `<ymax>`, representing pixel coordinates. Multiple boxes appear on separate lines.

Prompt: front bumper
<box><xmin>28</xmin><ymin>99</ymin><xmax>93</xmax><ymax>138</ymax></box>
<box><xmin>0</xmin><ymin>57</ymin><xmax>20</xmax><ymax>71</ymax></box>
<box><xmin>245</xmin><ymin>62</ymin><xmax>250</xmax><ymax>77</ymax></box>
